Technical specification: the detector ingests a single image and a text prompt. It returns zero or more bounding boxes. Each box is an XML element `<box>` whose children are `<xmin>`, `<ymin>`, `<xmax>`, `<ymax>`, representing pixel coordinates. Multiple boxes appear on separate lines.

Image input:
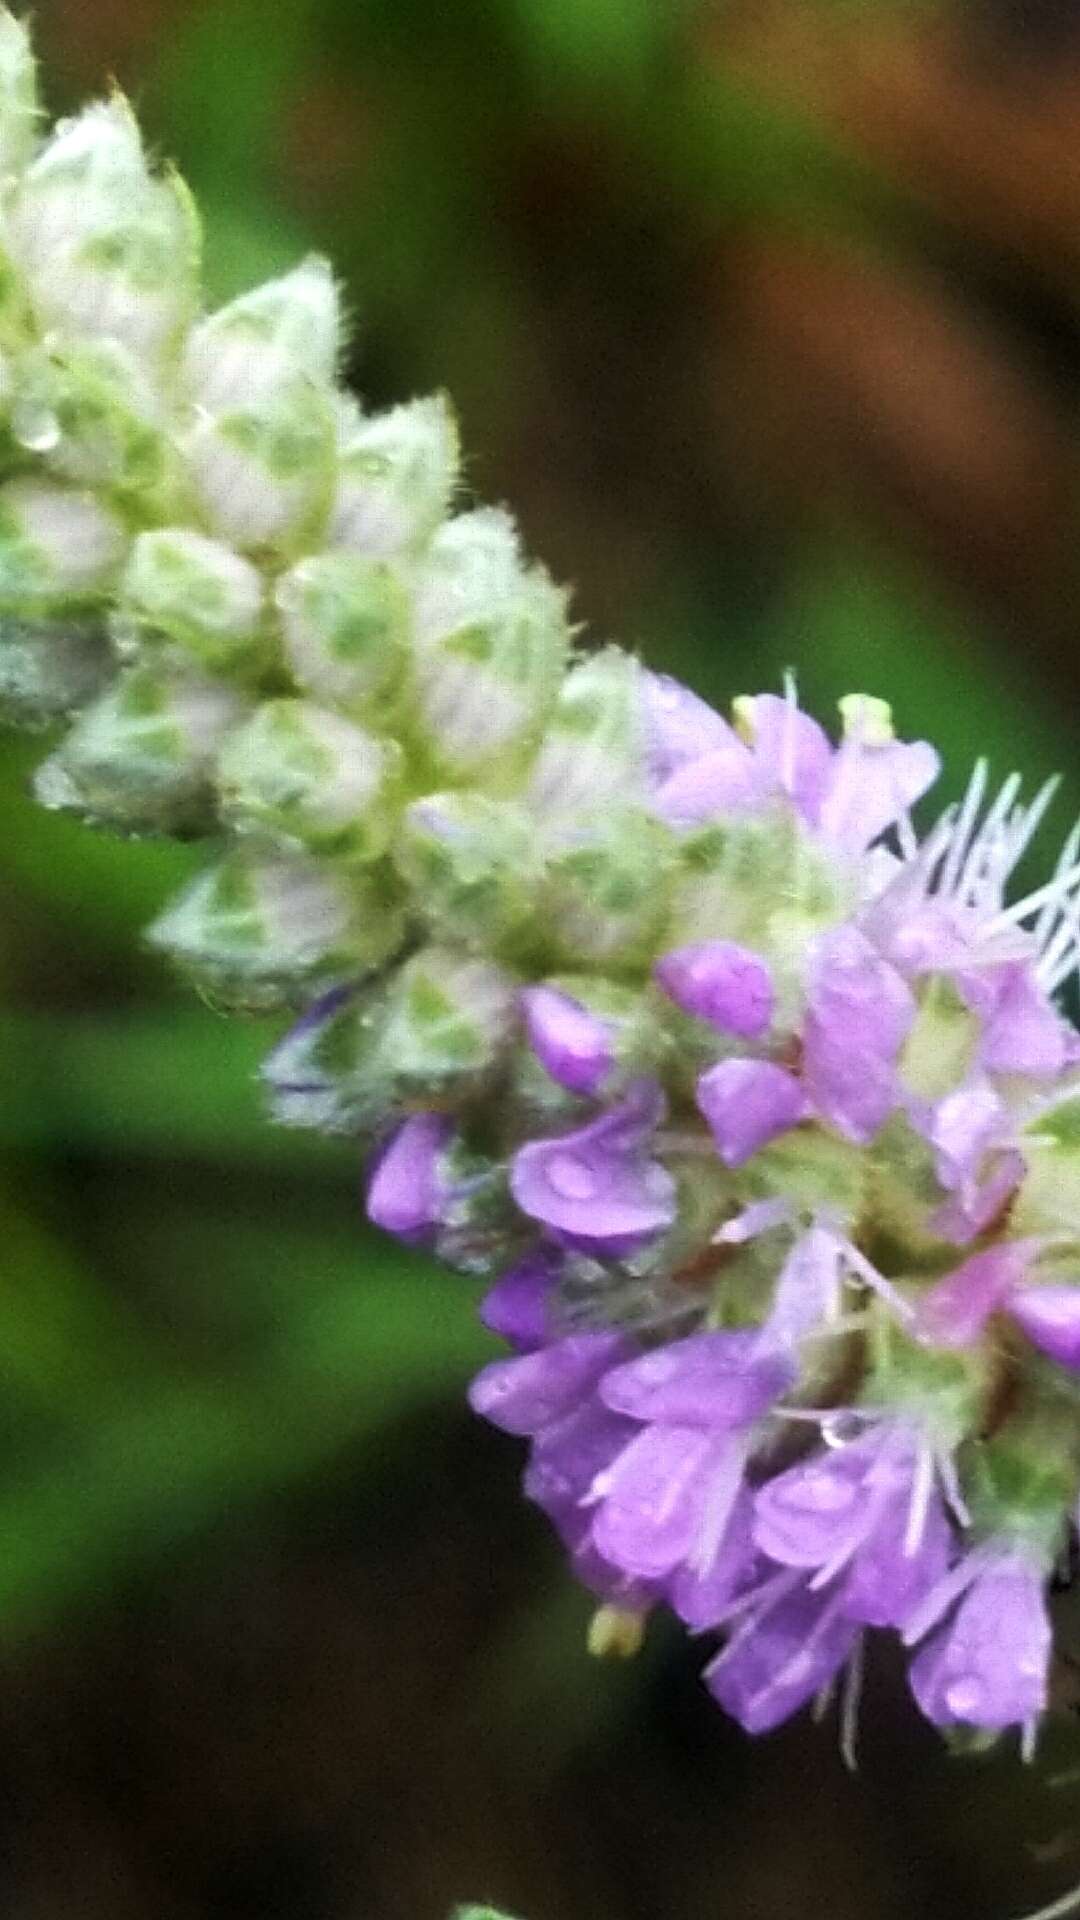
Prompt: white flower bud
<box><xmin>179</xmin><ymin>376</ymin><xmax>336</xmax><ymax>554</ymax></box>
<box><xmin>526</xmin><ymin>645</ymin><xmax>645</xmax><ymax>820</ymax></box>
<box><xmin>0</xmin><ymin>476</ymin><xmax>127</xmax><ymax>607</ymax></box>
<box><xmin>118</xmin><ymin>528</ymin><xmax>265</xmax><ymax>671</ymax></box>
<box><xmin>329</xmin><ymin>393</ymin><xmax>459</xmax><ymax>557</ymax></box>
<box><xmin>378</xmin><ymin>944</ymin><xmax>519</xmax><ymax>1097</ymax></box>
<box><xmin>148</xmin><ymin>848</ymin><xmax>404</xmax><ymax>1011</ymax></box>
<box><xmin>540</xmin><ymin>807</ymin><xmax>675</xmax><ymax>968</ymax></box>
<box><xmin>409</xmin><ymin>510</ymin><xmax>570</xmax><ymax>781</ymax></box>
<box><xmin>395</xmin><ymin>791</ymin><xmax>541</xmax><ymax>955</ymax></box>
<box><xmin>0</xmin><ymin>612</ymin><xmax>109</xmax><ymax>727</ymax></box>
<box><xmin>9</xmin><ymin>98</ymin><xmax>200</xmax><ymax>362</ymax></box>
<box><xmin>33</xmin><ymin>661</ymin><xmax>248</xmax><ymax>833</ymax></box>
<box><xmin>276</xmin><ymin>551</ymin><xmax>410</xmax><ymax>721</ymax></box>
<box><xmin>11</xmin><ymin>337</ymin><xmax>168</xmax><ymax>497</ymax></box>
<box><xmin>0</xmin><ymin>11</ymin><xmax>40</xmax><ymax>183</ymax></box>
<box><xmin>216</xmin><ymin>698</ymin><xmax>403</xmax><ymax>865</ymax></box>
<box><xmin>183</xmin><ymin>255</ymin><xmax>342</xmax><ymax>410</ymax></box>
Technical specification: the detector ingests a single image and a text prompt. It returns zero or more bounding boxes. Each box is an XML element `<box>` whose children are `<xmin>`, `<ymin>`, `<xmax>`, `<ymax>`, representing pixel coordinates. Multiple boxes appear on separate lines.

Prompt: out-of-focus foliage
<box><xmin>5</xmin><ymin>0</ymin><xmax>1080</xmax><ymax>1916</ymax></box>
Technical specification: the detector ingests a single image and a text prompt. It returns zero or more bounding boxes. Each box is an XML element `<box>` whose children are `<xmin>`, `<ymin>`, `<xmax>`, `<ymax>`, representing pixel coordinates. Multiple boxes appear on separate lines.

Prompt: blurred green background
<box><xmin>5</xmin><ymin>0</ymin><xmax>1080</xmax><ymax>1914</ymax></box>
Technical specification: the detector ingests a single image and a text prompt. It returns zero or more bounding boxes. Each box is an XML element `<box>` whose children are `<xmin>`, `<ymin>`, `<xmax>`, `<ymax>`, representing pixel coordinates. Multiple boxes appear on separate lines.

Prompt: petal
<box><xmin>479</xmin><ymin>1250</ymin><xmax>559</xmax><ymax>1351</ymax></box>
<box><xmin>590</xmin><ymin>1424</ymin><xmax>725</xmax><ymax>1579</ymax></box>
<box><xmin>654</xmin><ymin>940</ymin><xmax>774</xmax><ymax>1038</ymax></box>
<box><xmin>762</xmin><ymin>1227</ymin><xmax>843</xmax><ymax>1349</ymax></box>
<box><xmin>818</xmin><ymin>737</ymin><xmax>940</xmax><ymax>853</ymax></box>
<box><xmin>1010</xmin><ymin>1286</ymin><xmax>1080</xmax><ymax>1368</ymax></box>
<box><xmin>803</xmin><ymin>926</ymin><xmax>914</xmax><ymax>1143</ymax></box>
<box><xmin>695</xmin><ymin>1058</ymin><xmax>807</xmax><ymax>1167</ymax></box>
<box><xmin>753</xmin><ymin>1440</ymin><xmax>884</xmax><ymax>1570</ymax></box>
<box><xmin>907</xmin><ymin>1554</ymin><xmax>1049</xmax><ymax>1730</ymax></box>
<box><xmin>640</xmin><ymin>671</ymin><xmax>737</xmax><ymax>785</ymax></box>
<box><xmin>468</xmin><ymin>1331</ymin><xmax>624</xmax><ymax>1437</ymax></box>
<box><xmin>740</xmin><ymin>693</ymin><xmax>833</xmax><ymax>821</ymax></box>
<box><xmin>979</xmin><ymin>964</ymin><xmax>1072</xmax><ymax>1079</ymax></box>
<box><xmin>366</xmin><ymin>1112</ymin><xmax>453</xmax><ymax>1239</ymax></box>
<box><xmin>669</xmin><ymin>1485</ymin><xmax>758</xmax><ymax>1630</ymax></box>
<box><xmin>510</xmin><ymin>1082</ymin><xmax>676</xmax><ymax>1250</ymax></box>
<box><xmin>652</xmin><ymin>744</ymin><xmax>759</xmax><ymax>827</ymax></box>
<box><xmin>841</xmin><ymin>1486</ymin><xmax>954</xmax><ymax>1629</ymax></box>
<box><xmin>600</xmin><ymin>1329</ymin><xmax>792</xmax><ymax>1428</ymax></box>
<box><xmin>521</xmin><ymin>984</ymin><xmax>614</xmax><ymax>1095</ymax></box>
<box><xmin>914</xmin><ymin>1241</ymin><xmax>1035</xmax><ymax>1348</ymax></box>
<box><xmin>925</xmin><ymin>1080</ymin><xmax>1004</xmax><ymax>1190</ymax></box>
<box><xmin>704</xmin><ymin>1582</ymin><xmax>860</xmax><ymax>1734</ymax></box>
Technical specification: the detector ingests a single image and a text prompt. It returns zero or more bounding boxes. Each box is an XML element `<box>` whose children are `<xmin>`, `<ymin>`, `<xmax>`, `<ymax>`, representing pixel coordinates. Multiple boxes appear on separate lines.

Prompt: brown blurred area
<box><xmin>8</xmin><ymin>2</ymin><xmax>1080</xmax><ymax>1918</ymax></box>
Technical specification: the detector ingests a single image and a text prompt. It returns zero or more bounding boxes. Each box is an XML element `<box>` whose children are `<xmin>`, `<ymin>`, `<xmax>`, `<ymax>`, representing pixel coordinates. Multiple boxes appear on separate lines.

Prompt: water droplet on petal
<box><xmin>821</xmin><ymin>1412</ymin><xmax>863</xmax><ymax>1449</ymax></box>
<box><xmin>790</xmin><ymin>1472</ymin><xmax>855</xmax><ymax>1514</ymax></box>
<box><xmin>13</xmin><ymin>399</ymin><xmax>60</xmax><ymax>453</ymax></box>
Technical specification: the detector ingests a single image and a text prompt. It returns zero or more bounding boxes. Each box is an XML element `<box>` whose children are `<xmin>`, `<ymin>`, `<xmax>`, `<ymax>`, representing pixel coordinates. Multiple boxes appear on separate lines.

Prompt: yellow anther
<box><xmin>838</xmin><ymin>693</ymin><xmax>894</xmax><ymax>746</ymax></box>
<box><xmin>731</xmin><ymin>695</ymin><xmax>756</xmax><ymax>744</ymax></box>
<box><xmin>587</xmin><ymin>1604</ymin><xmax>646</xmax><ymax>1660</ymax></box>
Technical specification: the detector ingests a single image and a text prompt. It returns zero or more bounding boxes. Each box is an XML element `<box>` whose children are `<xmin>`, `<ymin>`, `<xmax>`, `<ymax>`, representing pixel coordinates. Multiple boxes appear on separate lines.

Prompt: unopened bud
<box><xmin>526</xmin><ymin>646</ymin><xmax>645</xmax><ymax>820</ymax></box>
<box><xmin>180</xmin><ymin>374</ymin><xmax>336</xmax><ymax>554</ymax></box>
<box><xmin>183</xmin><ymin>255</ymin><xmax>342</xmax><ymax>410</ymax></box>
<box><xmin>216</xmin><ymin>698</ymin><xmax>403</xmax><ymax>865</ymax></box>
<box><xmin>118</xmin><ymin>527</ymin><xmax>265</xmax><ymax>672</ymax></box>
<box><xmin>395</xmin><ymin>791</ymin><xmax>541</xmax><ymax>954</ymax></box>
<box><xmin>541</xmin><ymin>808</ymin><xmax>675</xmax><ymax>969</ymax></box>
<box><xmin>12</xmin><ymin>337</ymin><xmax>167</xmax><ymax>499</ymax></box>
<box><xmin>33</xmin><ymin>661</ymin><xmax>248</xmax><ymax>833</ymax></box>
<box><xmin>10</xmin><ymin>98</ymin><xmax>200</xmax><ymax>362</ymax></box>
<box><xmin>0</xmin><ymin>612</ymin><xmax>109</xmax><ymax>727</ymax></box>
<box><xmin>378</xmin><ymin>944</ymin><xmax>519</xmax><ymax>1103</ymax></box>
<box><xmin>330</xmin><ymin>392</ymin><xmax>459</xmax><ymax>557</ymax></box>
<box><xmin>276</xmin><ymin>550</ymin><xmax>410</xmax><ymax>721</ymax></box>
<box><xmin>148</xmin><ymin>848</ymin><xmax>404</xmax><ymax>1011</ymax></box>
<box><xmin>508</xmin><ymin>973</ymin><xmax>664</xmax><ymax>1124</ymax></box>
<box><xmin>0</xmin><ymin>477</ymin><xmax>127</xmax><ymax>607</ymax></box>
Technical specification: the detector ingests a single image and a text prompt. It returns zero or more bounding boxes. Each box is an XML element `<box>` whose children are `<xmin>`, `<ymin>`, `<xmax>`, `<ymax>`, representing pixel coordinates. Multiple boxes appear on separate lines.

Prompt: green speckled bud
<box><xmin>0</xmin><ymin>612</ymin><xmax>110</xmax><ymax>727</ymax></box>
<box><xmin>148</xmin><ymin>847</ymin><xmax>404</xmax><ymax>1011</ymax></box>
<box><xmin>33</xmin><ymin>660</ymin><xmax>248</xmax><ymax>833</ymax></box>
<box><xmin>526</xmin><ymin>646</ymin><xmax>645</xmax><ymax>820</ymax></box>
<box><xmin>395</xmin><ymin>791</ymin><xmax>542</xmax><ymax>956</ymax></box>
<box><xmin>183</xmin><ymin>256</ymin><xmax>342</xmax><ymax>408</ymax></box>
<box><xmin>216</xmin><ymin>697</ymin><xmax>403</xmax><ymax>865</ymax></box>
<box><xmin>330</xmin><ymin>392</ymin><xmax>459</xmax><ymax>557</ymax></box>
<box><xmin>541</xmin><ymin>807</ymin><xmax>675</xmax><ymax>971</ymax></box>
<box><xmin>378</xmin><ymin>944</ymin><xmax>519</xmax><ymax>1103</ymax></box>
<box><xmin>12</xmin><ymin>337</ymin><xmax>169</xmax><ymax>501</ymax></box>
<box><xmin>0</xmin><ymin>476</ymin><xmax>127</xmax><ymax>608</ymax></box>
<box><xmin>276</xmin><ymin>550</ymin><xmax>410</xmax><ymax>721</ymax></box>
<box><xmin>180</xmin><ymin>375</ymin><xmax>337</xmax><ymax>555</ymax></box>
<box><xmin>117</xmin><ymin>527</ymin><xmax>265</xmax><ymax>673</ymax></box>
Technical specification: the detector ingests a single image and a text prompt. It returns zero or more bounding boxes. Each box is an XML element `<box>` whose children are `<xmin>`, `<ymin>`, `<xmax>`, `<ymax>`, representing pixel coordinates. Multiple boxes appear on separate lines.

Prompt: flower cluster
<box><xmin>5</xmin><ymin>11</ymin><xmax>1080</xmax><ymax>1758</ymax></box>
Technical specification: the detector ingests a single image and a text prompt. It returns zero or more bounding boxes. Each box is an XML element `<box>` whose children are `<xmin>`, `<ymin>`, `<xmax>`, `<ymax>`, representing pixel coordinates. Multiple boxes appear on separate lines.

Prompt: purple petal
<box><xmin>479</xmin><ymin>1250</ymin><xmax>560</xmax><ymax>1351</ymax></box>
<box><xmin>931</xmin><ymin>1147</ymin><xmax>1025</xmax><ymax>1246</ymax></box>
<box><xmin>669</xmin><ymin>1485</ymin><xmax>758</xmax><ymax>1631</ymax></box>
<box><xmin>521</xmin><ymin>984</ymin><xmax>615</xmax><ymax>1095</ymax></box>
<box><xmin>907</xmin><ymin>1553</ymin><xmax>1049</xmax><ymax>1730</ymax></box>
<box><xmin>925</xmin><ymin>1080</ymin><xmax>1004</xmax><ymax>1190</ymax></box>
<box><xmin>802</xmin><ymin>926</ymin><xmax>914</xmax><ymax>1143</ymax></box>
<box><xmin>842</xmin><ymin>1486</ymin><xmax>953</xmax><ymax>1630</ymax></box>
<box><xmin>366</xmin><ymin>1112</ymin><xmax>453</xmax><ymax>1240</ymax></box>
<box><xmin>818</xmin><ymin>737</ymin><xmax>940</xmax><ymax>853</ymax></box>
<box><xmin>762</xmin><ymin>1227</ymin><xmax>843</xmax><ymax>1349</ymax></box>
<box><xmin>696</xmin><ymin>1058</ymin><xmax>807</xmax><ymax>1167</ymax></box>
<box><xmin>590</xmin><ymin>1424</ymin><xmax>734</xmax><ymax>1580</ymax></box>
<box><xmin>914</xmin><ymin>1241</ymin><xmax>1034</xmax><ymax>1348</ymax></box>
<box><xmin>525</xmin><ymin>1396</ymin><xmax>637</xmax><ymax>1530</ymax></box>
<box><xmin>468</xmin><ymin>1330</ymin><xmax>624</xmax><ymax>1437</ymax></box>
<box><xmin>704</xmin><ymin>1582</ymin><xmax>860</xmax><ymax>1734</ymax></box>
<box><xmin>652</xmin><ymin>744</ymin><xmax>759</xmax><ymax>827</ymax></box>
<box><xmin>600</xmin><ymin>1329</ymin><xmax>792</xmax><ymax>1429</ymax></box>
<box><xmin>978</xmin><ymin>964</ymin><xmax>1072</xmax><ymax>1079</ymax></box>
<box><xmin>740</xmin><ymin>693</ymin><xmax>833</xmax><ymax>821</ymax></box>
<box><xmin>753</xmin><ymin>1437</ymin><xmax>888</xmax><ymax>1569</ymax></box>
<box><xmin>654</xmin><ymin>940</ymin><xmax>774</xmax><ymax>1038</ymax></box>
<box><xmin>510</xmin><ymin>1082</ymin><xmax>676</xmax><ymax>1252</ymax></box>
<box><xmin>1010</xmin><ymin>1286</ymin><xmax>1080</xmax><ymax>1368</ymax></box>
<box><xmin>640</xmin><ymin>671</ymin><xmax>738</xmax><ymax>785</ymax></box>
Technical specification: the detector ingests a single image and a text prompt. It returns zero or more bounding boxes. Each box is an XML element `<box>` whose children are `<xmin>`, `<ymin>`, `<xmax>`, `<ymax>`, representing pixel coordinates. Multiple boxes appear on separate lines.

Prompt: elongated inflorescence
<box><xmin>6</xmin><ymin>12</ymin><xmax>1080</xmax><ymax>1758</ymax></box>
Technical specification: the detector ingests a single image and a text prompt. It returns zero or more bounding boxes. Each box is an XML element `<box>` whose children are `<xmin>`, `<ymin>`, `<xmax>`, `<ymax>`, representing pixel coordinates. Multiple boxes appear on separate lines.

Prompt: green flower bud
<box><xmin>216</xmin><ymin>698</ymin><xmax>403</xmax><ymax>865</ymax></box>
<box><xmin>276</xmin><ymin>550</ymin><xmax>410</xmax><ymax>721</ymax></box>
<box><xmin>180</xmin><ymin>373</ymin><xmax>336</xmax><ymax>555</ymax></box>
<box><xmin>33</xmin><ymin>661</ymin><xmax>249</xmax><ymax>833</ymax></box>
<box><xmin>395</xmin><ymin>791</ymin><xmax>542</xmax><ymax>955</ymax></box>
<box><xmin>117</xmin><ymin>527</ymin><xmax>265</xmax><ymax>672</ymax></box>
<box><xmin>526</xmin><ymin>646</ymin><xmax>645</xmax><ymax>820</ymax></box>
<box><xmin>0</xmin><ymin>476</ymin><xmax>127</xmax><ymax>609</ymax></box>
<box><xmin>377</xmin><ymin>944</ymin><xmax>519</xmax><ymax>1101</ymax></box>
<box><xmin>330</xmin><ymin>392</ymin><xmax>459</xmax><ymax>556</ymax></box>
<box><xmin>541</xmin><ymin>807</ymin><xmax>675</xmax><ymax>971</ymax></box>
<box><xmin>183</xmin><ymin>255</ymin><xmax>342</xmax><ymax>408</ymax></box>
<box><xmin>9</xmin><ymin>97</ymin><xmax>200</xmax><ymax>363</ymax></box>
<box><xmin>0</xmin><ymin>11</ymin><xmax>39</xmax><ymax>183</ymax></box>
<box><xmin>409</xmin><ymin>510</ymin><xmax>570</xmax><ymax>782</ymax></box>
<box><xmin>0</xmin><ymin>612</ymin><xmax>110</xmax><ymax>727</ymax></box>
<box><xmin>11</xmin><ymin>337</ymin><xmax>168</xmax><ymax>499</ymax></box>
<box><xmin>148</xmin><ymin>848</ymin><xmax>404</xmax><ymax>1011</ymax></box>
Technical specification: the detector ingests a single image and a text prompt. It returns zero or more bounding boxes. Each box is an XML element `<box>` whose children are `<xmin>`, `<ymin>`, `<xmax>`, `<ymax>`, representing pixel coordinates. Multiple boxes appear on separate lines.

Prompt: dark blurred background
<box><xmin>5</xmin><ymin>1</ymin><xmax>1080</xmax><ymax>1914</ymax></box>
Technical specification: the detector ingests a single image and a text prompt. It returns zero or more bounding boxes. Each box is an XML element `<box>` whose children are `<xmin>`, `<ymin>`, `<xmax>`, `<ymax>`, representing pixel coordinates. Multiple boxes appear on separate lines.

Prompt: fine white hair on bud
<box><xmin>275</xmin><ymin>550</ymin><xmax>411</xmax><ymax>721</ymax></box>
<box><xmin>9</xmin><ymin>97</ymin><xmax>201</xmax><ymax>363</ymax></box>
<box><xmin>117</xmin><ymin>527</ymin><xmax>266</xmax><ymax>671</ymax></box>
<box><xmin>178</xmin><ymin>375</ymin><xmax>337</xmax><ymax>554</ymax></box>
<box><xmin>215</xmin><ymin>697</ymin><xmax>404</xmax><ymax>865</ymax></box>
<box><xmin>0</xmin><ymin>11</ymin><xmax>39</xmax><ymax>184</ymax></box>
<box><xmin>182</xmin><ymin>254</ymin><xmax>343</xmax><ymax>411</ymax></box>
<box><xmin>0</xmin><ymin>476</ymin><xmax>127</xmax><ymax>605</ymax></box>
<box><xmin>329</xmin><ymin>392</ymin><xmax>460</xmax><ymax>557</ymax></box>
<box><xmin>526</xmin><ymin>644</ymin><xmax>645</xmax><ymax>820</ymax></box>
<box><xmin>33</xmin><ymin>660</ymin><xmax>249</xmax><ymax>833</ymax></box>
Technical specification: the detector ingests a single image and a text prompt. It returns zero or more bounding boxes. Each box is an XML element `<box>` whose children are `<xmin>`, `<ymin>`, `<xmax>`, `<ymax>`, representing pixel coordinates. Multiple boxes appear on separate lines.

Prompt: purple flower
<box><xmin>366</xmin><ymin>1111</ymin><xmax>455</xmax><ymax>1241</ymax></box>
<box><xmin>914</xmin><ymin>1241</ymin><xmax>1038</xmax><ymax>1349</ymax></box>
<box><xmin>753</xmin><ymin>1422</ymin><xmax>954</xmax><ymax>1629</ymax></box>
<box><xmin>654</xmin><ymin>940</ymin><xmax>774</xmax><ymax>1038</ymax></box>
<box><xmin>510</xmin><ymin>1080</ymin><xmax>676</xmax><ymax>1255</ymax></box>
<box><xmin>905</xmin><ymin>1548</ymin><xmax>1051</xmax><ymax>1733</ymax></box>
<box><xmin>704</xmin><ymin>1577</ymin><xmax>861</xmax><ymax>1735</ymax></box>
<box><xmin>520</xmin><ymin>984</ymin><xmax>614</xmax><ymax>1095</ymax></box>
<box><xmin>479</xmin><ymin>1249</ymin><xmax>560</xmax><ymax>1351</ymax></box>
<box><xmin>816</xmin><ymin>730</ymin><xmax>939</xmax><ymax>854</ymax></box>
<box><xmin>696</xmin><ymin>1057</ymin><xmax>807</xmax><ymax>1166</ymax></box>
<box><xmin>963</xmin><ymin>962</ymin><xmax>1073</xmax><ymax>1080</ymax></box>
<box><xmin>802</xmin><ymin>926</ymin><xmax>914</xmax><ymax>1142</ymax></box>
<box><xmin>640</xmin><ymin>671</ymin><xmax>737</xmax><ymax>786</ymax></box>
<box><xmin>1008</xmin><ymin>1286</ymin><xmax>1080</xmax><ymax>1368</ymax></box>
<box><xmin>736</xmin><ymin>692</ymin><xmax>833</xmax><ymax>821</ymax></box>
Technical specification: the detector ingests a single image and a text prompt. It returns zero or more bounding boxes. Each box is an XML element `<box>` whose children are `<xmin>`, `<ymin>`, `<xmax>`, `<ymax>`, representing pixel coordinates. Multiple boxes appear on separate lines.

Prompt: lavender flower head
<box><xmin>5</xmin><ymin>14</ymin><xmax>1080</xmax><ymax>1763</ymax></box>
